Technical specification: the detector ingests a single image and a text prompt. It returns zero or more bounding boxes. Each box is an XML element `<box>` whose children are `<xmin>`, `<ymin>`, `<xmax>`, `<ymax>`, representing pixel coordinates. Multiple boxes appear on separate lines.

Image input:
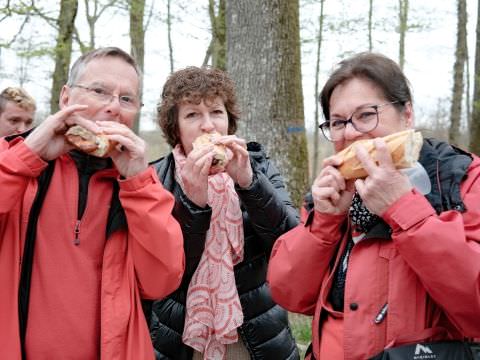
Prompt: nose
<box><xmin>103</xmin><ymin>96</ymin><xmax>122</xmax><ymax>116</ymax></box>
<box><xmin>200</xmin><ymin>113</ymin><xmax>215</xmax><ymax>132</ymax></box>
<box><xmin>15</xmin><ymin>123</ymin><xmax>28</xmax><ymax>134</ymax></box>
<box><xmin>343</xmin><ymin>121</ymin><xmax>363</xmax><ymax>141</ymax></box>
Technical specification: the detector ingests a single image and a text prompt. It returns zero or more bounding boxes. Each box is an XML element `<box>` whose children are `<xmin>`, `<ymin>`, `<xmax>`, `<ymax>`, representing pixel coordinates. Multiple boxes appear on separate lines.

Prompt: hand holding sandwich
<box><xmin>94</xmin><ymin>120</ymin><xmax>148</xmax><ymax>178</ymax></box>
<box><xmin>24</xmin><ymin>104</ymin><xmax>97</xmax><ymax>161</ymax></box>
<box><xmin>312</xmin><ymin>156</ymin><xmax>355</xmax><ymax>215</ymax></box>
<box><xmin>178</xmin><ymin>144</ymin><xmax>214</xmax><ymax>208</ymax></box>
<box><xmin>215</xmin><ymin>135</ymin><xmax>252</xmax><ymax>189</ymax></box>
<box><xmin>352</xmin><ymin>138</ymin><xmax>412</xmax><ymax>215</ymax></box>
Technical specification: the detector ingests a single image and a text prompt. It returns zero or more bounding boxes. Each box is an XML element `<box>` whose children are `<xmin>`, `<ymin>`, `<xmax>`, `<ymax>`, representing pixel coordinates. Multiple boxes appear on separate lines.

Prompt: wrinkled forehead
<box><xmin>74</xmin><ymin>56</ymin><xmax>141</xmax><ymax>93</ymax></box>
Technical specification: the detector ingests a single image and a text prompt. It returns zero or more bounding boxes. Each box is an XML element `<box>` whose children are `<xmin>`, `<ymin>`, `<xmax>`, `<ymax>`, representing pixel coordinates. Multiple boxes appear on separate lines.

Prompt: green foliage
<box><xmin>289</xmin><ymin>313</ymin><xmax>312</xmax><ymax>345</ymax></box>
<box><xmin>16</xmin><ymin>44</ymin><xmax>55</xmax><ymax>58</ymax></box>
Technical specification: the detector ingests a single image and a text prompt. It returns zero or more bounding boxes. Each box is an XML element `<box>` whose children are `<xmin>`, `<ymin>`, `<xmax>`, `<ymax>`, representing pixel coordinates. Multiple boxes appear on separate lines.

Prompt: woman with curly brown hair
<box><xmin>146</xmin><ymin>66</ymin><xmax>300</xmax><ymax>360</ymax></box>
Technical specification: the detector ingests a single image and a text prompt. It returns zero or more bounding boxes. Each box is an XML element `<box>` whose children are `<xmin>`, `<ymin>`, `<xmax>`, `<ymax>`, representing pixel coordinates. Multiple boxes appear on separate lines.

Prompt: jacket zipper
<box><xmin>74</xmin><ymin>219</ymin><xmax>81</xmax><ymax>246</ymax></box>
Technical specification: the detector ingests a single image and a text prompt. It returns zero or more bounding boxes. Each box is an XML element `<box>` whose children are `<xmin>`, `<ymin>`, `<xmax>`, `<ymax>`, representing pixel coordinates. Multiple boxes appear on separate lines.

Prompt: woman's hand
<box><xmin>179</xmin><ymin>145</ymin><xmax>214</xmax><ymax>208</ymax></box>
<box><xmin>354</xmin><ymin>138</ymin><xmax>412</xmax><ymax>215</ymax></box>
<box><xmin>217</xmin><ymin>135</ymin><xmax>253</xmax><ymax>188</ymax></box>
<box><xmin>312</xmin><ymin>155</ymin><xmax>355</xmax><ymax>214</ymax></box>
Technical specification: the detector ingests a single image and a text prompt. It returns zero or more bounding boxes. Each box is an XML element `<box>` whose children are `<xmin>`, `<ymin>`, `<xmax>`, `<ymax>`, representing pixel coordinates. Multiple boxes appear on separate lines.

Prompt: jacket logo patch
<box><xmin>413</xmin><ymin>344</ymin><xmax>436</xmax><ymax>359</ymax></box>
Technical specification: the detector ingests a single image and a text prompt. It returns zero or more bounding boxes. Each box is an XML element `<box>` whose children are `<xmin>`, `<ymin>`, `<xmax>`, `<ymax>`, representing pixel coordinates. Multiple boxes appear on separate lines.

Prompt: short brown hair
<box><xmin>320</xmin><ymin>52</ymin><xmax>412</xmax><ymax>120</ymax></box>
<box><xmin>67</xmin><ymin>47</ymin><xmax>142</xmax><ymax>91</ymax></box>
<box><xmin>157</xmin><ymin>66</ymin><xmax>240</xmax><ymax>147</ymax></box>
<box><xmin>0</xmin><ymin>87</ymin><xmax>36</xmax><ymax>114</ymax></box>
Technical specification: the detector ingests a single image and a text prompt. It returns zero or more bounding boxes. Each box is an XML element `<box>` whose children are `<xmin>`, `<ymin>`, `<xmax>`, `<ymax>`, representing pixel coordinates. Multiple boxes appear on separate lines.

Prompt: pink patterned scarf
<box><xmin>172</xmin><ymin>145</ymin><xmax>244</xmax><ymax>360</ymax></box>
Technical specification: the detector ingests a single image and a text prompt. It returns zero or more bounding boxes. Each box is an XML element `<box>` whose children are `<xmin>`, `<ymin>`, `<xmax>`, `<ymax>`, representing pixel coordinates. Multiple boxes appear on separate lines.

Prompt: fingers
<box><xmin>322</xmin><ymin>153</ymin><xmax>343</xmax><ymax>168</ymax></box>
<box><xmin>316</xmin><ymin>165</ymin><xmax>346</xmax><ymax>192</ymax></box>
<box><xmin>215</xmin><ymin>135</ymin><xmax>247</xmax><ymax>148</ymax></box>
<box><xmin>96</xmin><ymin>121</ymin><xmax>143</xmax><ymax>155</ymax></box>
<box><xmin>373</xmin><ymin>138</ymin><xmax>395</xmax><ymax>169</ymax></box>
<box><xmin>185</xmin><ymin>146</ymin><xmax>214</xmax><ymax>176</ymax></box>
<box><xmin>52</xmin><ymin>104</ymin><xmax>89</xmax><ymax>134</ymax></box>
<box><xmin>354</xmin><ymin>139</ymin><xmax>396</xmax><ymax>177</ymax></box>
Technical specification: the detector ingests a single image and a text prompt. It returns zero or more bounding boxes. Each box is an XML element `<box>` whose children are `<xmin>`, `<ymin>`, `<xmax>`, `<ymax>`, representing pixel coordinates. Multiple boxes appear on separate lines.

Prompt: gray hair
<box><xmin>67</xmin><ymin>47</ymin><xmax>143</xmax><ymax>92</ymax></box>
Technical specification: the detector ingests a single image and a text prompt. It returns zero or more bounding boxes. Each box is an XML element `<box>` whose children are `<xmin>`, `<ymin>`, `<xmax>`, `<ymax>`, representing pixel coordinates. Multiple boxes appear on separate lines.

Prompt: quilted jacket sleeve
<box><xmin>235</xmin><ymin>143</ymin><xmax>300</xmax><ymax>253</ymax></box>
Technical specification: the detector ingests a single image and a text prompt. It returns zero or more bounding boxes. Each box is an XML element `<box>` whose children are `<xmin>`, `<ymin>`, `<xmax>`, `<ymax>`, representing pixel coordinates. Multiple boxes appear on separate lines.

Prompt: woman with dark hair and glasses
<box><xmin>267</xmin><ymin>52</ymin><xmax>480</xmax><ymax>359</ymax></box>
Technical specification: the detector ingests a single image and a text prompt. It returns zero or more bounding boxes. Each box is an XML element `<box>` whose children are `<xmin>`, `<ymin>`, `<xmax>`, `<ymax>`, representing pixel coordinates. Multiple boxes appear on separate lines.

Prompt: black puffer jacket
<box><xmin>148</xmin><ymin>142</ymin><xmax>300</xmax><ymax>360</ymax></box>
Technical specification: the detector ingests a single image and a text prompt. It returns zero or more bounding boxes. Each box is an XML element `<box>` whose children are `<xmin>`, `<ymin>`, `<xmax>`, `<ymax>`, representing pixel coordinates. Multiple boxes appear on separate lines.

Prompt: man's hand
<box><xmin>24</xmin><ymin>104</ymin><xmax>94</xmax><ymax>160</ymax></box>
<box><xmin>96</xmin><ymin>121</ymin><xmax>148</xmax><ymax>179</ymax></box>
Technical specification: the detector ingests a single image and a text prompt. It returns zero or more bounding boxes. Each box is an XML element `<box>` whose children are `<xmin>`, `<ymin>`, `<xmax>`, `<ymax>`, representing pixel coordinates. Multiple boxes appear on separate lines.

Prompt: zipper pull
<box><xmin>374</xmin><ymin>303</ymin><xmax>388</xmax><ymax>324</ymax></box>
<box><xmin>74</xmin><ymin>220</ymin><xmax>81</xmax><ymax>246</ymax></box>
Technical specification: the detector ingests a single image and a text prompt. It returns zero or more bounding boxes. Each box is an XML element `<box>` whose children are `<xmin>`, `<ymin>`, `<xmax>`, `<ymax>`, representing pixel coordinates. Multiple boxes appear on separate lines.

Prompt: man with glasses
<box><xmin>268</xmin><ymin>52</ymin><xmax>480</xmax><ymax>359</ymax></box>
<box><xmin>0</xmin><ymin>47</ymin><xmax>184</xmax><ymax>359</ymax></box>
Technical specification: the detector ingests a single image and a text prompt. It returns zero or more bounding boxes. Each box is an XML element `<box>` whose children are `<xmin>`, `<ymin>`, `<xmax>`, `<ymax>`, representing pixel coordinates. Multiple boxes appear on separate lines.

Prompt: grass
<box><xmin>289</xmin><ymin>313</ymin><xmax>312</xmax><ymax>358</ymax></box>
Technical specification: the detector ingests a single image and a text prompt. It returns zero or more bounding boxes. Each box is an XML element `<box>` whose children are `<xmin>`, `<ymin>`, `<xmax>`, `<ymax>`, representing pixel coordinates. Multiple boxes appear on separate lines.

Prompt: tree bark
<box><xmin>469</xmin><ymin>0</ymin><xmax>480</xmax><ymax>153</ymax></box>
<box><xmin>208</xmin><ymin>0</ymin><xmax>226</xmax><ymax>70</ymax></box>
<box><xmin>449</xmin><ymin>0</ymin><xmax>467</xmax><ymax>146</ymax></box>
<box><xmin>50</xmin><ymin>0</ymin><xmax>78</xmax><ymax>114</ymax></box>
<box><xmin>368</xmin><ymin>0</ymin><xmax>373</xmax><ymax>51</ymax></box>
<box><xmin>129</xmin><ymin>0</ymin><xmax>145</xmax><ymax>134</ymax></box>
<box><xmin>398</xmin><ymin>0</ymin><xmax>408</xmax><ymax>70</ymax></box>
<box><xmin>312</xmin><ymin>0</ymin><xmax>325</xmax><ymax>182</ymax></box>
<box><xmin>167</xmin><ymin>0</ymin><xmax>174</xmax><ymax>73</ymax></box>
<box><xmin>226</xmin><ymin>0</ymin><xmax>308</xmax><ymax>206</ymax></box>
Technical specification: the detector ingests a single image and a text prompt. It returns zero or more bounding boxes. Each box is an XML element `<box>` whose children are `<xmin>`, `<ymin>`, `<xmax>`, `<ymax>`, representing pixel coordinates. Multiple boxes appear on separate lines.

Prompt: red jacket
<box><xmin>267</xmin><ymin>157</ymin><xmax>480</xmax><ymax>359</ymax></box>
<box><xmin>0</xmin><ymin>140</ymin><xmax>185</xmax><ymax>359</ymax></box>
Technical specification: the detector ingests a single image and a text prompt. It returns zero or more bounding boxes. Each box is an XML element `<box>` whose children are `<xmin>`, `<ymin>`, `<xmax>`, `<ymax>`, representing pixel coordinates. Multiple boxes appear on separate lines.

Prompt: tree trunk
<box><xmin>209</xmin><ymin>0</ymin><xmax>226</xmax><ymax>70</ymax></box>
<box><xmin>226</xmin><ymin>0</ymin><xmax>309</xmax><ymax>206</ymax></box>
<box><xmin>368</xmin><ymin>0</ymin><xmax>373</xmax><ymax>51</ymax></box>
<box><xmin>312</xmin><ymin>0</ymin><xmax>325</xmax><ymax>182</ymax></box>
<box><xmin>129</xmin><ymin>0</ymin><xmax>145</xmax><ymax>134</ymax></box>
<box><xmin>469</xmin><ymin>0</ymin><xmax>480</xmax><ymax>153</ymax></box>
<box><xmin>449</xmin><ymin>0</ymin><xmax>467</xmax><ymax>146</ymax></box>
<box><xmin>398</xmin><ymin>0</ymin><xmax>408</xmax><ymax>70</ymax></box>
<box><xmin>50</xmin><ymin>0</ymin><xmax>78</xmax><ymax>114</ymax></box>
<box><xmin>167</xmin><ymin>0</ymin><xmax>174</xmax><ymax>72</ymax></box>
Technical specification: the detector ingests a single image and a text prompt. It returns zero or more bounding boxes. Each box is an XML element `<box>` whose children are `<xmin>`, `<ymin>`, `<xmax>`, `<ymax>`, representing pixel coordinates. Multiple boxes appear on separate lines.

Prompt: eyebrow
<box><xmin>330</xmin><ymin>103</ymin><xmax>378</xmax><ymax>118</ymax></box>
<box><xmin>86</xmin><ymin>81</ymin><xmax>136</xmax><ymax>96</ymax></box>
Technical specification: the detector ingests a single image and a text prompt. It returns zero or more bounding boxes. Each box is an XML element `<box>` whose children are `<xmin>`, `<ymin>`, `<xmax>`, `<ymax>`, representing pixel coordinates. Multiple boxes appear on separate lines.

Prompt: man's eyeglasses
<box><xmin>319</xmin><ymin>101</ymin><xmax>399</xmax><ymax>141</ymax></box>
<box><xmin>71</xmin><ymin>84</ymin><xmax>143</xmax><ymax>111</ymax></box>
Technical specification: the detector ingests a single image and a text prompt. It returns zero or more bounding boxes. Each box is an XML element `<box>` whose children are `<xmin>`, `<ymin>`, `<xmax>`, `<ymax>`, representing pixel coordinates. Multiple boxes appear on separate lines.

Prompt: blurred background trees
<box><xmin>0</xmin><ymin>0</ymin><xmax>479</xmax><ymax>205</ymax></box>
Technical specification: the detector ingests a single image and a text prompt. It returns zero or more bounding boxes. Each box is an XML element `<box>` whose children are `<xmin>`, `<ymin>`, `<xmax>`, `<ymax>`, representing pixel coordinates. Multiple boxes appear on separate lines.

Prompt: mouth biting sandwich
<box><xmin>335</xmin><ymin>129</ymin><xmax>423</xmax><ymax>179</ymax></box>
<box><xmin>65</xmin><ymin>125</ymin><xmax>115</xmax><ymax>158</ymax></box>
<box><xmin>192</xmin><ymin>132</ymin><xmax>228</xmax><ymax>173</ymax></box>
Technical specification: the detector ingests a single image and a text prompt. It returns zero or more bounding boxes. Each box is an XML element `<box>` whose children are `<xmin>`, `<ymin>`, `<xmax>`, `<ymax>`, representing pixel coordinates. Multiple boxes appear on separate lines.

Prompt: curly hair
<box><xmin>0</xmin><ymin>87</ymin><xmax>36</xmax><ymax>114</ymax></box>
<box><xmin>157</xmin><ymin>66</ymin><xmax>240</xmax><ymax>147</ymax></box>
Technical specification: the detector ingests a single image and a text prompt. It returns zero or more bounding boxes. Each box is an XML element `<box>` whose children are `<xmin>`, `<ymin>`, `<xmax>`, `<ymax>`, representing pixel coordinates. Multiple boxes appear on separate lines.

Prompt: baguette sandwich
<box><xmin>336</xmin><ymin>129</ymin><xmax>423</xmax><ymax>179</ymax></box>
<box><xmin>65</xmin><ymin>125</ymin><xmax>116</xmax><ymax>158</ymax></box>
<box><xmin>192</xmin><ymin>132</ymin><xmax>228</xmax><ymax>173</ymax></box>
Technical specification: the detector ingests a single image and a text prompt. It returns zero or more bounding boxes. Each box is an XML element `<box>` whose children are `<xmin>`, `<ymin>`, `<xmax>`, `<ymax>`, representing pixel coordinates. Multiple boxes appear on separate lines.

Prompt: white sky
<box><xmin>0</xmin><ymin>0</ymin><xmax>477</xmax><ymax>133</ymax></box>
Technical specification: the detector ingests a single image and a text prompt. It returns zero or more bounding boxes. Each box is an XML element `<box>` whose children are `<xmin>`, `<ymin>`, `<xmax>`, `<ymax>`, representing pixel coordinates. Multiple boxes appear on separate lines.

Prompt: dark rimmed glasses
<box><xmin>319</xmin><ymin>101</ymin><xmax>399</xmax><ymax>141</ymax></box>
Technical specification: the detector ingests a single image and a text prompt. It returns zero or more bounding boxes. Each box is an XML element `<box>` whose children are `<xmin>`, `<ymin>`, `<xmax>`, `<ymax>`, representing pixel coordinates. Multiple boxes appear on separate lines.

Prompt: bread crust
<box><xmin>65</xmin><ymin>125</ymin><xmax>115</xmax><ymax>158</ymax></box>
<box><xmin>336</xmin><ymin>129</ymin><xmax>423</xmax><ymax>179</ymax></box>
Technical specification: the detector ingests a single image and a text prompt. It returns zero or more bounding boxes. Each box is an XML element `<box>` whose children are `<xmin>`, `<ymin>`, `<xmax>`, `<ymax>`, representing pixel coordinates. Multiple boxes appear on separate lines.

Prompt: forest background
<box><xmin>1</xmin><ymin>0</ymin><xmax>478</xmax><ymax>354</ymax></box>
